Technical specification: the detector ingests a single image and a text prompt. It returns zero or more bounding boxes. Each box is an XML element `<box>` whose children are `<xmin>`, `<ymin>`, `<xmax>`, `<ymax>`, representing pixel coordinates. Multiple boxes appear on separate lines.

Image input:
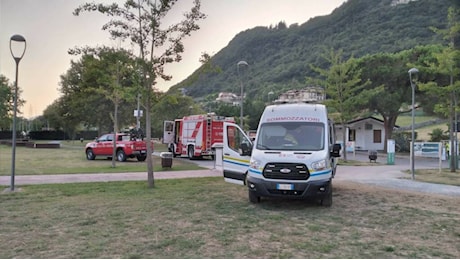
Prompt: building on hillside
<box><xmin>215</xmin><ymin>92</ymin><xmax>240</xmax><ymax>106</ymax></box>
<box><xmin>273</xmin><ymin>87</ymin><xmax>325</xmax><ymax>104</ymax></box>
<box><xmin>391</xmin><ymin>0</ymin><xmax>418</xmax><ymax>6</ymax></box>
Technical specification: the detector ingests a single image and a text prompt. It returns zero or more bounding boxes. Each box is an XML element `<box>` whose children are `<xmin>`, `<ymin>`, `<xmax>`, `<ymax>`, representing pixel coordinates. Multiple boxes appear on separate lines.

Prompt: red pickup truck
<box><xmin>85</xmin><ymin>133</ymin><xmax>151</xmax><ymax>162</ymax></box>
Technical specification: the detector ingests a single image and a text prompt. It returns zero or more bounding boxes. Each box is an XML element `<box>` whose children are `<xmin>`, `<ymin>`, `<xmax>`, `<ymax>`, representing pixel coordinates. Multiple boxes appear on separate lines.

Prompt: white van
<box><xmin>222</xmin><ymin>103</ymin><xmax>341</xmax><ymax>206</ymax></box>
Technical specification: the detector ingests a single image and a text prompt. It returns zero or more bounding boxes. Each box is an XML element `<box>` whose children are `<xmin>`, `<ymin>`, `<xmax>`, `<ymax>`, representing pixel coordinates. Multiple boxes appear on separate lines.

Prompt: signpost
<box><xmin>387</xmin><ymin>139</ymin><xmax>395</xmax><ymax>165</ymax></box>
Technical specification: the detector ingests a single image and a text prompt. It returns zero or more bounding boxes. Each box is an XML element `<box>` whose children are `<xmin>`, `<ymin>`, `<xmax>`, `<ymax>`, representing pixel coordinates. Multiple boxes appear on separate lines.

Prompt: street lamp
<box><xmin>268</xmin><ymin>91</ymin><xmax>274</xmax><ymax>103</ymax></box>
<box><xmin>237</xmin><ymin>60</ymin><xmax>248</xmax><ymax>129</ymax></box>
<box><xmin>408</xmin><ymin>67</ymin><xmax>419</xmax><ymax>180</ymax></box>
<box><xmin>9</xmin><ymin>34</ymin><xmax>26</xmax><ymax>191</ymax></box>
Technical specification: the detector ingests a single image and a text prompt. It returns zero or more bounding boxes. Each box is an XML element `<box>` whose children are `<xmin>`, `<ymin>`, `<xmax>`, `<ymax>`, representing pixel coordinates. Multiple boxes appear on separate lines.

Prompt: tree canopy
<box><xmin>73</xmin><ymin>0</ymin><xmax>206</xmax><ymax>188</ymax></box>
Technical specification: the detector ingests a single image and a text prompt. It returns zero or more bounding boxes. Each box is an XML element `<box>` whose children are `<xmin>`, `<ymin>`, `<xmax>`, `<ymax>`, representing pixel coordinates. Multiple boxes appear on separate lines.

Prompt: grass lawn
<box><xmin>416</xmin><ymin>122</ymin><xmax>449</xmax><ymax>141</ymax></box>
<box><xmin>1</xmin><ymin>178</ymin><xmax>459</xmax><ymax>258</ymax></box>
<box><xmin>0</xmin><ymin>141</ymin><xmax>203</xmax><ymax>175</ymax></box>
<box><xmin>394</xmin><ymin>114</ymin><xmax>438</xmax><ymax>127</ymax></box>
<box><xmin>405</xmin><ymin>168</ymin><xmax>460</xmax><ymax>186</ymax></box>
<box><xmin>1</xmin><ymin>139</ymin><xmax>459</xmax><ymax>258</ymax></box>
<box><xmin>376</xmin><ymin>114</ymin><xmax>449</xmax><ymax>141</ymax></box>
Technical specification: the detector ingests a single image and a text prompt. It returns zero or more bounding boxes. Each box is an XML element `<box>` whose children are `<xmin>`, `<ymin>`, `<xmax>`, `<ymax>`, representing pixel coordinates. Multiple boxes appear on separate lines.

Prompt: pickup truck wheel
<box><xmin>187</xmin><ymin>146</ymin><xmax>195</xmax><ymax>160</ymax></box>
<box><xmin>116</xmin><ymin>149</ymin><xmax>127</xmax><ymax>162</ymax></box>
<box><xmin>86</xmin><ymin>149</ymin><xmax>96</xmax><ymax>160</ymax></box>
<box><xmin>137</xmin><ymin>154</ymin><xmax>147</xmax><ymax>161</ymax></box>
<box><xmin>248</xmin><ymin>190</ymin><xmax>260</xmax><ymax>203</ymax></box>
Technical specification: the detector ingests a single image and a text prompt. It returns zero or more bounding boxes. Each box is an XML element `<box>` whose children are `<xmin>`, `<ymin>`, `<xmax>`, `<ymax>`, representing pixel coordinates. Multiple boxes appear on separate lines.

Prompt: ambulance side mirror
<box><xmin>239</xmin><ymin>142</ymin><xmax>252</xmax><ymax>156</ymax></box>
<box><xmin>331</xmin><ymin>143</ymin><xmax>341</xmax><ymax>157</ymax></box>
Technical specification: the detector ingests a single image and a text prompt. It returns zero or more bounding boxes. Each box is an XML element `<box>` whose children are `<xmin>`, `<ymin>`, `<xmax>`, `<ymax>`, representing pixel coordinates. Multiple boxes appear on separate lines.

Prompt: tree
<box><xmin>60</xmin><ymin>47</ymin><xmax>139</xmax><ymax>138</ymax></box>
<box><xmin>42</xmin><ymin>99</ymin><xmax>65</xmax><ymax>130</ymax></box>
<box><xmin>308</xmin><ymin>48</ymin><xmax>370</xmax><ymax>161</ymax></box>
<box><xmin>43</xmin><ymin>95</ymin><xmax>82</xmax><ymax>140</ymax></box>
<box><xmin>357</xmin><ymin>51</ymin><xmax>418</xmax><ymax>152</ymax></box>
<box><xmin>0</xmin><ymin>75</ymin><xmax>14</xmax><ymax>130</ymax></box>
<box><xmin>59</xmin><ymin>58</ymin><xmax>112</xmax><ymax>135</ymax></box>
<box><xmin>78</xmin><ymin>48</ymin><xmax>138</xmax><ymax>168</ymax></box>
<box><xmin>151</xmin><ymin>90</ymin><xmax>205</xmax><ymax>138</ymax></box>
<box><xmin>0</xmin><ymin>75</ymin><xmax>26</xmax><ymax>131</ymax></box>
<box><xmin>245</xmin><ymin>99</ymin><xmax>265</xmax><ymax>130</ymax></box>
<box><xmin>419</xmin><ymin>6</ymin><xmax>460</xmax><ymax>172</ymax></box>
<box><xmin>74</xmin><ymin>0</ymin><xmax>206</xmax><ymax>188</ymax></box>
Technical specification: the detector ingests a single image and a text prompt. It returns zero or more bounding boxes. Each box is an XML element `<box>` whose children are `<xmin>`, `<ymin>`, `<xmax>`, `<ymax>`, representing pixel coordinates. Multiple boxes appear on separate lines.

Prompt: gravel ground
<box><xmin>336</xmin><ymin>152</ymin><xmax>460</xmax><ymax>197</ymax></box>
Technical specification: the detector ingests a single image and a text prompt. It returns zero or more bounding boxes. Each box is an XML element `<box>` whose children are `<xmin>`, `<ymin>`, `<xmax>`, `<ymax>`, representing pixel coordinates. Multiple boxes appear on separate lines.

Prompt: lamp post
<box><xmin>408</xmin><ymin>67</ymin><xmax>419</xmax><ymax>180</ymax></box>
<box><xmin>237</xmin><ymin>61</ymin><xmax>248</xmax><ymax>129</ymax></box>
<box><xmin>268</xmin><ymin>91</ymin><xmax>274</xmax><ymax>103</ymax></box>
<box><xmin>9</xmin><ymin>34</ymin><xmax>27</xmax><ymax>192</ymax></box>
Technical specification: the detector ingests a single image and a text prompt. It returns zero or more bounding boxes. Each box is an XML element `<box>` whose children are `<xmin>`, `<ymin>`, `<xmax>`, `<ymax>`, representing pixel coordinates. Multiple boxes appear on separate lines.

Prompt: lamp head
<box><xmin>237</xmin><ymin>60</ymin><xmax>248</xmax><ymax>67</ymax></box>
<box><xmin>408</xmin><ymin>68</ymin><xmax>419</xmax><ymax>75</ymax></box>
<box><xmin>408</xmin><ymin>67</ymin><xmax>419</xmax><ymax>82</ymax></box>
<box><xmin>237</xmin><ymin>60</ymin><xmax>248</xmax><ymax>75</ymax></box>
<box><xmin>10</xmin><ymin>34</ymin><xmax>27</xmax><ymax>62</ymax></box>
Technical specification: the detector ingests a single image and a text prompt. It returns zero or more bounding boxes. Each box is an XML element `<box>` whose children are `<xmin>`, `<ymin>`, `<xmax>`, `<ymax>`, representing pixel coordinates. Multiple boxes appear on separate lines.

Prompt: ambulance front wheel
<box><xmin>248</xmin><ymin>190</ymin><xmax>260</xmax><ymax>203</ymax></box>
<box><xmin>320</xmin><ymin>183</ymin><xmax>333</xmax><ymax>207</ymax></box>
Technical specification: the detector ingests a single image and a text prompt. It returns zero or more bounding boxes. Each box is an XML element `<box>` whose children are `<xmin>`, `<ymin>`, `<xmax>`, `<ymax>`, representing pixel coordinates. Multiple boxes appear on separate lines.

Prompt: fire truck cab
<box><xmin>163</xmin><ymin>113</ymin><xmax>234</xmax><ymax>159</ymax></box>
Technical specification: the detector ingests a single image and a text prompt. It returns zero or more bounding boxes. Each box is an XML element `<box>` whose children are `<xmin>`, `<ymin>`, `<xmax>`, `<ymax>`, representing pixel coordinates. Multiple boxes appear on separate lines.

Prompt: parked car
<box><xmin>85</xmin><ymin>133</ymin><xmax>152</xmax><ymax>162</ymax></box>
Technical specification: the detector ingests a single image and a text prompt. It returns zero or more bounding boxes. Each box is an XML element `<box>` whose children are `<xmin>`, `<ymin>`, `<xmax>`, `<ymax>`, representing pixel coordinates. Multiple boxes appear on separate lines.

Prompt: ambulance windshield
<box><xmin>256</xmin><ymin>122</ymin><xmax>324</xmax><ymax>151</ymax></box>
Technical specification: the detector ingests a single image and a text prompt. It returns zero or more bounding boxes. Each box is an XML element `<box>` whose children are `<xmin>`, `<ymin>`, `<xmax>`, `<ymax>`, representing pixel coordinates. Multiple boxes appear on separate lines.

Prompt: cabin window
<box><xmin>373</xmin><ymin>130</ymin><xmax>382</xmax><ymax>143</ymax></box>
<box><xmin>349</xmin><ymin>129</ymin><xmax>356</xmax><ymax>141</ymax></box>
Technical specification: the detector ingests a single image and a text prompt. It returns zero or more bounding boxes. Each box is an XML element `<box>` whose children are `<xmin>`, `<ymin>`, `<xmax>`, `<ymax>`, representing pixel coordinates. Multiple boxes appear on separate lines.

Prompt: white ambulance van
<box><xmin>222</xmin><ymin>103</ymin><xmax>341</xmax><ymax>206</ymax></box>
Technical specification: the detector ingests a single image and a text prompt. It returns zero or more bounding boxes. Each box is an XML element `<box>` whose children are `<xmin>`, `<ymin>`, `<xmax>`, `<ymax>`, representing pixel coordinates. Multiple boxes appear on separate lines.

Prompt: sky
<box><xmin>0</xmin><ymin>0</ymin><xmax>345</xmax><ymax>118</ymax></box>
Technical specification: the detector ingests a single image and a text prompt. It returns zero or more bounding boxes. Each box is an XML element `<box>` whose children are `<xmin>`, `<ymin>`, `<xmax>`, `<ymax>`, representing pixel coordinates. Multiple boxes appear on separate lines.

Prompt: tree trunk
<box><xmin>382</xmin><ymin>115</ymin><xmax>397</xmax><ymax>153</ymax></box>
<box><xmin>450</xmin><ymin>91</ymin><xmax>456</xmax><ymax>172</ymax></box>
<box><xmin>111</xmin><ymin>103</ymin><xmax>119</xmax><ymax>168</ymax></box>
<box><xmin>146</xmin><ymin>94</ymin><xmax>155</xmax><ymax>188</ymax></box>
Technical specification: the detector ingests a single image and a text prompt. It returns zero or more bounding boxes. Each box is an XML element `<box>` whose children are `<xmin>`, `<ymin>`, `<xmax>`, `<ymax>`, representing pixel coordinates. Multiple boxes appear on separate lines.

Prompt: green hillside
<box><xmin>169</xmin><ymin>0</ymin><xmax>454</xmax><ymax>100</ymax></box>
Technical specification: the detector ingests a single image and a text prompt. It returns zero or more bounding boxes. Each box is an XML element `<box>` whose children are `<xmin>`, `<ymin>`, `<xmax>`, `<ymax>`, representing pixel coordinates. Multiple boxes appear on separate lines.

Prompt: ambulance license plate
<box><xmin>277</xmin><ymin>184</ymin><xmax>293</xmax><ymax>190</ymax></box>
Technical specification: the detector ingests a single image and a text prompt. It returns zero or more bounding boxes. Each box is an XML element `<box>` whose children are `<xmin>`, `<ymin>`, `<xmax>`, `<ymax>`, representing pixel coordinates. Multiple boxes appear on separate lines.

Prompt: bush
<box><xmin>393</xmin><ymin>131</ymin><xmax>417</xmax><ymax>153</ymax></box>
<box><xmin>428</xmin><ymin>128</ymin><xmax>449</xmax><ymax>142</ymax></box>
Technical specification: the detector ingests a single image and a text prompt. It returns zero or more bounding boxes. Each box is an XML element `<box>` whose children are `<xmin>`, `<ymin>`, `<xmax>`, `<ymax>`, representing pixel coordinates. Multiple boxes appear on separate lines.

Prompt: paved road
<box><xmin>0</xmin><ymin>169</ymin><xmax>222</xmax><ymax>186</ymax></box>
<box><xmin>335</xmin><ymin>152</ymin><xmax>460</xmax><ymax>197</ymax></box>
<box><xmin>1</xmin><ymin>151</ymin><xmax>460</xmax><ymax>197</ymax></box>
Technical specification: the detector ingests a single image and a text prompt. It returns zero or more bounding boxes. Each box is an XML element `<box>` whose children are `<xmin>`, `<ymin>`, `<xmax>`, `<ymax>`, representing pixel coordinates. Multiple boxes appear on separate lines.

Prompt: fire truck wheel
<box><xmin>169</xmin><ymin>144</ymin><xmax>177</xmax><ymax>157</ymax></box>
<box><xmin>188</xmin><ymin>146</ymin><xmax>195</xmax><ymax>160</ymax></box>
<box><xmin>137</xmin><ymin>154</ymin><xmax>147</xmax><ymax>161</ymax></box>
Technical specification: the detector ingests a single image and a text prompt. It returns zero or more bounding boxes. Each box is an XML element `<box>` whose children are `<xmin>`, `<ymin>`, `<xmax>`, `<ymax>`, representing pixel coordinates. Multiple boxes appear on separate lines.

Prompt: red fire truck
<box><xmin>163</xmin><ymin>113</ymin><xmax>235</xmax><ymax>159</ymax></box>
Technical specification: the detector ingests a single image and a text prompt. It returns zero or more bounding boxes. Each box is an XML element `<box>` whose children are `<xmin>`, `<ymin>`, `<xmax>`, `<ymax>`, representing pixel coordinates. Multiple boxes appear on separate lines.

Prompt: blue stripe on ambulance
<box><xmin>223</xmin><ymin>157</ymin><xmax>250</xmax><ymax>167</ymax></box>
